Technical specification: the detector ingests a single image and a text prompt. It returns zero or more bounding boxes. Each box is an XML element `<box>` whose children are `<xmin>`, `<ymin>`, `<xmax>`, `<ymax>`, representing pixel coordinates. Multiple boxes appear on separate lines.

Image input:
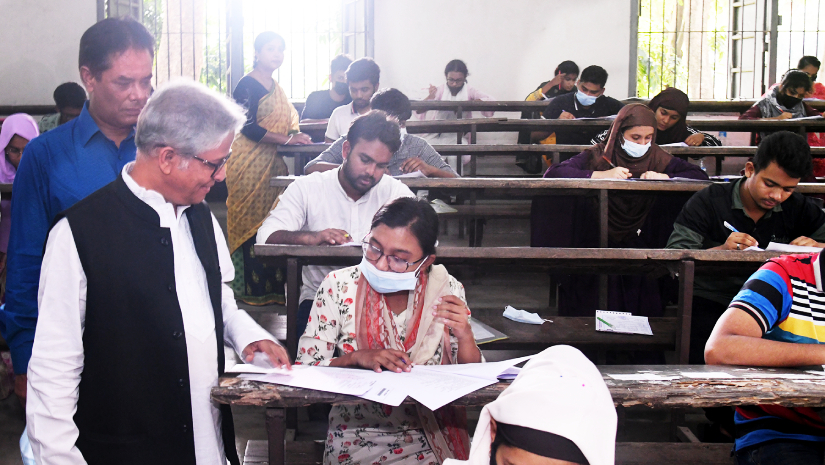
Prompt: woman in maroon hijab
<box><xmin>531</xmin><ymin>104</ymin><xmax>708</xmax><ymax>320</ymax></box>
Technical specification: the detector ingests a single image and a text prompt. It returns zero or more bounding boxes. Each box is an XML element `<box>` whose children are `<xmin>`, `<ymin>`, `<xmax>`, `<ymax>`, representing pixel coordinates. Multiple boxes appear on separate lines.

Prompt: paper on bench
<box><xmin>607</xmin><ymin>373</ymin><xmax>681</xmax><ymax>381</ymax></box>
<box><xmin>394</xmin><ymin>170</ymin><xmax>426</xmax><ymax>178</ymax></box>
<box><xmin>239</xmin><ymin>365</ymin><xmax>377</xmax><ymax>397</ymax></box>
<box><xmin>745</xmin><ymin>242</ymin><xmax>823</xmax><ymax>253</ymax></box>
<box><xmin>595</xmin><ymin>310</ymin><xmax>652</xmax><ymax>336</ymax></box>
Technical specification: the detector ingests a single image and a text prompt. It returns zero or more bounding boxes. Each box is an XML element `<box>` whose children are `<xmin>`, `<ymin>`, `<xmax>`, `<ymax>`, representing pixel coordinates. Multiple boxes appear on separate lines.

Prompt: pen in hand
<box><xmin>601</xmin><ymin>156</ymin><xmax>616</xmax><ymax>169</ymax></box>
<box><xmin>724</xmin><ymin>221</ymin><xmax>739</xmax><ymax>233</ymax></box>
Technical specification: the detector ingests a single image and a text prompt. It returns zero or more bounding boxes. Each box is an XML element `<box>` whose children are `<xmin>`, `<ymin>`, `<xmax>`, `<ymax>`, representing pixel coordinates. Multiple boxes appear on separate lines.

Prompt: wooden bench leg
<box><xmin>286</xmin><ymin>258</ymin><xmax>300</xmax><ymax>358</ymax></box>
<box><xmin>266</xmin><ymin>408</ymin><xmax>286</xmax><ymax>465</ymax></box>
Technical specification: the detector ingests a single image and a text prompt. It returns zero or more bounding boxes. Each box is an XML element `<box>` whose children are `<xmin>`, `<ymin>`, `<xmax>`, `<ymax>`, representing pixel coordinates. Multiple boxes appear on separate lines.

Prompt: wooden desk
<box><xmin>254</xmin><ymin>244</ymin><xmax>783</xmax><ymax>360</ymax></box>
<box><xmin>213</xmin><ymin>364</ymin><xmax>825</xmax><ymax>465</ymax></box>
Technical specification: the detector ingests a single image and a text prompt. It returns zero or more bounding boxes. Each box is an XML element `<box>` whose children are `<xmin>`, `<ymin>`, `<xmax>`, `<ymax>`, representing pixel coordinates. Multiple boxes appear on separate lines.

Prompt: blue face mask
<box><xmin>622</xmin><ymin>138</ymin><xmax>651</xmax><ymax>158</ymax></box>
<box><xmin>359</xmin><ymin>256</ymin><xmax>428</xmax><ymax>294</ymax></box>
<box><xmin>575</xmin><ymin>91</ymin><xmax>598</xmax><ymax>106</ymax></box>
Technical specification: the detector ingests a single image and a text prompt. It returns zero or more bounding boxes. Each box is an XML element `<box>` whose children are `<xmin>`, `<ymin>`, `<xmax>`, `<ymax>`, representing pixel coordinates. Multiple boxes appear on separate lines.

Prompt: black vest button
<box><xmin>178</xmin><ymin>378</ymin><xmax>186</xmax><ymax>387</ymax></box>
<box><xmin>172</xmin><ymin>330</ymin><xmax>183</xmax><ymax>339</ymax></box>
<box><xmin>160</xmin><ymin>237</ymin><xmax>170</xmax><ymax>246</ymax></box>
<box><xmin>167</xmin><ymin>284</ymin><xmax>174</xmax><ymax>292</ymax></box>
<box><xmin>181</xmin><ymin>424</ymin><xmax>189</xmax><ymax>433</ymax></box>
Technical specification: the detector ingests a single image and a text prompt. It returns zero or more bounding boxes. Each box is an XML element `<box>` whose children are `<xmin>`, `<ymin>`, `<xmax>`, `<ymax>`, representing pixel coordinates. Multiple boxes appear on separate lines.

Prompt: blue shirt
<box><xmin>0</xmin><ymin>103</ymin><xmax>137</xmax><ymax>374</ymax></box>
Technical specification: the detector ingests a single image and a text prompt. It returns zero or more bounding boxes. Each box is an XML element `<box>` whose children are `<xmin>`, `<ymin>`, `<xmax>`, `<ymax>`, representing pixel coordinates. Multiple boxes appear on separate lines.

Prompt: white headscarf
<box><xmin>446</xmin><ymin>345</ymin><xmax>616</xmax><ymax>465</ymax></box>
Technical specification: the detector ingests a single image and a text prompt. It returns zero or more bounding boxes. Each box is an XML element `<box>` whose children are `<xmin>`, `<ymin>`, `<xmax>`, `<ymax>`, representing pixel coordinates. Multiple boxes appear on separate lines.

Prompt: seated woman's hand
<box><xmin>433</xmin><ymin>295</ymin><xmax>474</xmax><ymax>342</ymax></box>
<box><xmin>351</xmin><ymin>349</ymin><xmax>413</xmax><ymax>373</ymax></box>
<box><xmin>287</xmin><ymin>132</ymin><xmax>313</xmax><ymax>145</ymax></box>
<box><xmin>592</xmin><ymin>167</ymin><xmax>631</xmax><ymax>179</ymax></box>
<box><xmin>684</xmin><ymin>133</ymin><xmax>705</xmax><ymax>146</ymax></box>
<box><xmin>640</xmin><ymin>171</ymin><xmax>669</xmax><ymax>180</ymax></box>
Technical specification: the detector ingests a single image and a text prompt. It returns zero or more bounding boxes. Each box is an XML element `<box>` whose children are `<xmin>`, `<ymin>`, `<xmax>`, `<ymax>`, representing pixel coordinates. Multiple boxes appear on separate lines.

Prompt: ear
<box><xmin>157</xmin><ymin>146</ymin><xmax>176</xmax><ymax>175</ymax></box>
<box><xmin>744</xmin><ymin>161</ymin><xmax>755</xmax><ymax>178</ymax></box>
<box><xmin>421</xmin><ymin>254</ymin><xmax>437</xmax><ymax>270</ymax></box>
<box><xmin>79</xmin><ymin>66</ymin><xmax>96</xmax><ymax>93</ymax></box>
<box><xmin>342</xmin><ymin>140</ymin><xmax>351</xmax><ymax>161</ymax></box>
<box><xmin>489</xmin><ymin>418</ymin><xmax>497</xmax><ymax>443</ymax></box>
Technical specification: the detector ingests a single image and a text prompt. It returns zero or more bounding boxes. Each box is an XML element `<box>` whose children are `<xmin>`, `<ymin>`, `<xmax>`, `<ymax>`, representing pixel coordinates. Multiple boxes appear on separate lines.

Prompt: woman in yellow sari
<box><xmin>227</xmin><ymin>31</ymin><xmax>312</xmax><ymax>305</ymax></box>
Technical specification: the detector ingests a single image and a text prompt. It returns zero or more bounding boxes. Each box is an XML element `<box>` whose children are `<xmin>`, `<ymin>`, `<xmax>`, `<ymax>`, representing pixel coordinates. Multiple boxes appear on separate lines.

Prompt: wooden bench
<box><xmin>253</xmin><ymin>244</ymin><xmax>785</xmax><ymax>359</ymax></box>
<box><xmin>215</xmin><ymin>364</ymin><xmax>825</xmax><ymax>465</ymax></box>
<box><xmin>240</xmin><ymin>439</ymin><xmax>733</xmax><ymax>465</ymax></box>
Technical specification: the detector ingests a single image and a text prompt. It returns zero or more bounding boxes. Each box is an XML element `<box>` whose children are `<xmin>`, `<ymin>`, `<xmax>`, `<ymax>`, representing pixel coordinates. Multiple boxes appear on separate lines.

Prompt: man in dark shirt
<box><xmin>539</xmin><ymin>65</ymin><xmax>624</xmax><ymax>146</ymax></box>
<box><xmin>301</xmin><ymin>54</ymin><xmax>352</xmax><ymax>123</ymax></box>
<box><xmin>667</xmin><ymin>131</ymin><xmax>825</xmax><ymax>364</ymax></box>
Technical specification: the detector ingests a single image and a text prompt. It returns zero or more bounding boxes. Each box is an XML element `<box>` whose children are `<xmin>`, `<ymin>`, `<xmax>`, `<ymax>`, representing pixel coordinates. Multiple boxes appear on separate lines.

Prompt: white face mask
<box><xmin>621</xmin><ymin>138</ymin><xmax>651</xmax><ymax>158</ymax></box>
<box><xmin>359</xmin><ymin>256</ymin><xmax>427</xmax><ymax>294</ymax></box>
<box><xmin>503</xmin><ymin>305</ymin><xmax>547</xmax><ymax>325</ymax></box>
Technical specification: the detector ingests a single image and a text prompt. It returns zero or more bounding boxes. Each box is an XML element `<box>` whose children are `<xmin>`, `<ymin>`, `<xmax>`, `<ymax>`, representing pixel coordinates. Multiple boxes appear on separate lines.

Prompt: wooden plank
<box><xmin>444</xmin><ymin>203</ymin><xmax>531</xmax><ymax>219</ymax></box>
<box><xmin>269</xmin><ymin>176</ymin><xmax>825</xmax><ymax>194</ymax></box>
<box><xmin>244</xmin><ymin>439</ymin><xmax>733</xmax><ymax>465</ymax></box>
<box><xmin>214</xmin><ymin>365</ymin><xmax>825</xmax><ymax>409</ymax></box>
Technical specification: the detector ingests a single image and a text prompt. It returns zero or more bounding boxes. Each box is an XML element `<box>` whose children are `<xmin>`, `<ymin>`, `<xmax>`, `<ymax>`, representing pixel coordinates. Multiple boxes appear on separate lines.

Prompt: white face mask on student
<box><xmin>575</xmin><ymin>91</ymin><xmax>598</xmax><ymax>106</ymax></box>
<box><xmin>359</xmin><ymin>256</ymin><xmax>428</xmax><ymax>294</ymax></box>
<box><xmin>621</xmin><ymin>138</ymin><xmax>651</xmax><ymax>158</ymax></box>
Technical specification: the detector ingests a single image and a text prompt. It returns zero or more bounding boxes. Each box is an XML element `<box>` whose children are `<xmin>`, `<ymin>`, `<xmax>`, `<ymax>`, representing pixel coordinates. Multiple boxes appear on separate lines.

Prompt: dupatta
<box><xmin>353</xmin><ymin>264</ymin><xmax>471</xmax><ymax>463</ymax></box>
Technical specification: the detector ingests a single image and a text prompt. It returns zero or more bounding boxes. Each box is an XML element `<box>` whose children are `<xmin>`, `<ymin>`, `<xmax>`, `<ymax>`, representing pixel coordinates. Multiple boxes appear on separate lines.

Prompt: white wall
<box><xmin>374</xmin><ymin>0</ymin><xmax>634</xmax><ymax>102</ymax></box>
<box><xmin>0</xmin><ymin>0</ymin><xmax>96</xmax><ymax>106</ymax></box>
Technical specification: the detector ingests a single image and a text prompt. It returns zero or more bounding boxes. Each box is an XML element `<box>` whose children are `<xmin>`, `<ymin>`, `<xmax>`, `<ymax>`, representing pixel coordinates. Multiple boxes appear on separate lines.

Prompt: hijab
<box><xmin>648</xmin><ymin>87</ymin><xmax>691</xmax><ymax>145</ymax></box>
<box><xmin>582</xmin><ymin>104</ymin><xmax>674</xmax><ymax>242</ymax></box>
<box><xmin>0</xmin><ymin>113</ymin><xmax>39</xmax><ymax>183</ymax></box>
<box><xmin>444</xmin><ymin>346</ymin><xmax>617</xmax><ymax>465</ymax></box>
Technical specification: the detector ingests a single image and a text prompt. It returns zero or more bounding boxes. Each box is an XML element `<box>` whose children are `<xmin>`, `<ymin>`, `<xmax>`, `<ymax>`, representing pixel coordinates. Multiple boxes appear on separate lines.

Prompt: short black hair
<box><xmin>371</xmin><ymin>197</ymin><xmax>439</xmax><ymax>257</ymax></box>
<box><xmin>346</xmin><ymin>110</ymin><xmax>401</xmax><ymax>154</ymax></box>
<box><xmin>330</xmin><ymin>54</ymin><xmax>352</xmax><ymax>74</ymax></box>
<box><xmin>53</xmin><ymin>82</ymin><xmax>87</xmax><ymax>110</ymax></box>
<box><xmin>444</xmin><ymin>59</ymin><xmax>469</xmax><ymax>77</ymax></box>
<box><xmin>79</xmin><ymin>17</ymin><xmax>155</xmax><ymax>79</ymax></box>
<box><xmin>370</xmin><ymin>88</ymin><xmax>412</xmax><ymax>122</ymax></box>
<box><xmin>799</xmin><ymin>56</ymin><xmax>821</xmax><ymax>70</ymax></box>
<box><xmin>579</xmin><ymin>65</ymin><xmax>608</xmax><ymax>88</ymax></box>
<box><xmin>754</xmin><ymin>130</ymin><xmax>812</xmax><ymax>179</ymax></box>
<box><xmin>554</xmin><ymin>60</ymin><xmax>579</xmax><ymax>76</ymax></box>
<box><xmin>253</xmin><ymin>31</ymin><xmax>285</xmax><ymax>68</ymax></box>
<box><xmin>781</xmin><ymin>69</ymin><xmax>813</xmax><ymax>92</ymax></box>
<box><xmin>346</xmin><ymin>58</ymin><xmax>380</xmax><ymax>86</ymax></box>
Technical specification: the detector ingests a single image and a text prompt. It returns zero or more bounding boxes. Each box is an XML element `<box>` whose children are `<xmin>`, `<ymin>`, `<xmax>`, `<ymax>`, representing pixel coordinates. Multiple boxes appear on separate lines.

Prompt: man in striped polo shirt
<box><xmin>706</xmin><ymin>252</ymin><xmax>825</xmax><ymax>463</ymax></box>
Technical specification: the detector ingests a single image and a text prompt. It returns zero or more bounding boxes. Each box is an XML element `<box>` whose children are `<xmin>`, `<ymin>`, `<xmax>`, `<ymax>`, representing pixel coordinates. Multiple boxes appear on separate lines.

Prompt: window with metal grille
<box><xmin>102</xmin><ymin>0</ymin><xmax>371</xmax><ymax>99</ymax></box>
<box><xmin>637</xmin><ymin>0</ymin><xmax>825</xmax><ymax>100</ymax></box>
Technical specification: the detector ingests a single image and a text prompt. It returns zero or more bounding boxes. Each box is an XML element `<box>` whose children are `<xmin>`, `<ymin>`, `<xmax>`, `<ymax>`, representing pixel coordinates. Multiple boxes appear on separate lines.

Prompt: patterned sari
<box><xmin>226</xmin><ymin>80</ymin><xmax>299</xmax><ymax>305</ymax></box>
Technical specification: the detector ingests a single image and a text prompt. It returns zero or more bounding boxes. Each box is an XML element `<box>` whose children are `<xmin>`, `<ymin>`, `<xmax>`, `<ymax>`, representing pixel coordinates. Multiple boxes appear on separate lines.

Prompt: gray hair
<box><xmin>135</xmin><ymin>79</ymin><xmax>245</xmax><ymax>162</ymax></box>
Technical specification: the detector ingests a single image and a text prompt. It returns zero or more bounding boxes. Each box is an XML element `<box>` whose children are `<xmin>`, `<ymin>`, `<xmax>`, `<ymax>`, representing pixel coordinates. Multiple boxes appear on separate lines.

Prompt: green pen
<box><xmin>597</xmin><ymin>317</ymin><xmax>614</xmax><ymax>328</ymax></box>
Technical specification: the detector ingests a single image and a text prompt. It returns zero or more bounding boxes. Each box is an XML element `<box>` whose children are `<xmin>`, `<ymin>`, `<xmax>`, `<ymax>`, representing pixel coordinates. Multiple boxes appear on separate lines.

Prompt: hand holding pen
<box><xmin>722</xmin><ymin>221</ymin><xmax>758</xmax><ymax>251</ymax></box>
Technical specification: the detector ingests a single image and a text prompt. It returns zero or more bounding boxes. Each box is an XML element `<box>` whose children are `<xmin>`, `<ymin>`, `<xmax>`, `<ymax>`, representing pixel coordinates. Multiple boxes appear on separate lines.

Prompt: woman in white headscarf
<box><xmin>445</xmin><ymin>345</ymin><xmax>617</xmax><ymax>465</ymax></box>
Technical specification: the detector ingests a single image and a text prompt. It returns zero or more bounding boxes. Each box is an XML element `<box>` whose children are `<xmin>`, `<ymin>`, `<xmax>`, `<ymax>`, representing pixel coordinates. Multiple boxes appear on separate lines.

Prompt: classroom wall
<box><xmin>0</xmin><ymin>0</ymin><xmax>97</xmax><ymax>106</ymax></box>
<box><xmin>374</xmin><ymin>0</ymin><xmax>635</xmax><ymax>102</ymax></box>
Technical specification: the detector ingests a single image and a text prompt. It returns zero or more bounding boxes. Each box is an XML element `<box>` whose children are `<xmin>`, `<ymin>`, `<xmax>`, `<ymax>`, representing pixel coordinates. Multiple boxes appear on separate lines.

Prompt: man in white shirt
<box><xmin>258</xmin><ymin>110</ymin><xmax>414</xmax><ymax>340</ymax></box>
<box><xmin>26</xmin><ymin>81</ymin><xmax>290</xmax><ymax>465</ymax></box>
<box><xmin>325</xmin><ymin>57</ymin><xmax>380</xmax><ymax>142</ymax></box>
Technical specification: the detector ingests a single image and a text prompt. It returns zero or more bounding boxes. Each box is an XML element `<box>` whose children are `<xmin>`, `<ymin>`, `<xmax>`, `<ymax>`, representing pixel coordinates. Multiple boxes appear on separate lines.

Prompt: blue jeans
<box><xmin>736</xmin><ymin>441</ymin><xmax>824</xmax><ymax>465</ymax></box>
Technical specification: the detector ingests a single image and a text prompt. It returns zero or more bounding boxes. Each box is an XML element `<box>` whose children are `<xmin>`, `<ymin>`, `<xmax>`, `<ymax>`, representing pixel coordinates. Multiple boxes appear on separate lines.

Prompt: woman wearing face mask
<box><xmin>226</xmin><ymin>31</ymin><xmax>312</xmax><ymax>306</ymax></box>
<box><xmin>531</xmin><ymin>105</ymin><xmax>707</xmax><ymax>319</ymax></box>
<box><xmin>297</xmin><ymin>197</ymin><xmax>480</xmax><ymax>465</ymax></box>
<box><xmin>740</xmin><ymin>70</ymin><xmax>820</xmax><ymax>144</ymax></box>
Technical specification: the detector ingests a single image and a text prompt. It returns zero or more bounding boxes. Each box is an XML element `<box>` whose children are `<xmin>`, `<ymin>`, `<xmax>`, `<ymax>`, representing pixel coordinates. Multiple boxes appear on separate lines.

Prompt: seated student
<box><xmin>667</xmin><ymin>131</ymin><xmax>825</xmax><ymax>364</ymax></box>
<box><xmin>415</xmin><ymin>59</ymin><xmax>494</xmax><ymax>160</ymax></box>
<box><xmin>798</xmin><ymin>55</ymin><xmax>825</xmax><ymax>99</ymax></box>
<box><xmin>0</xmin><ymin>114</ymin><xmax>39</xmax><ymax>297</ymax></box>
<box><xmin>516</xmin><ymin>60</ymin><xmax>580</xmax><ymax>173</ymax></box>
<box><xmin>301</xmin><ymin>54</ymin><xmax>352</xmax><ymax>124</ymax></box>
<box><xmin>257</xmin><ymin>111</ymin><xmax>414</xmax><ymax>340</ymax></box>
<box><xmin>592</xmin><ymin>87</ymin><xmax>721</xmax><ymax>147</ymax></box>
<box><xmin>37</xmin><ymin>82</ymin><xmax>86</xmax><ymax>133</ymax></box>
<box><xmin>305</xmin><ymin>88</ymin><xmax>457</xmax><ymax>178</ymax></box>
<box><xmin>325</xmin><ymin>57</ymin><xmax>380</xmax><ymax>142</ymax></box>
<box><xmin>444</xmin><ymin>345</ymin><xmax>617</xmax><ymax>465</ymax></box>
<box><xmin>740</xmin><ymin>70</ymin><xmax>820</xmax><ymax>144</ymax></box>
<box><xmin>296</xmin><ymin>197</ymin><xmax>481</xmax><ymax>465</ymax></box>
<box><xmin>533</xmin><ymin>104</ymin><xmax>707</xmax><ymax>317</ymax></box>
<box><xmin>539</xmin><ymin>65</ymin><xmax>625</xmax><ymax>147</ymax></box>
<box><xmin>705</xmin><ymin>252</ymin><xmax>825</xmax><ymax>463</ymax></box>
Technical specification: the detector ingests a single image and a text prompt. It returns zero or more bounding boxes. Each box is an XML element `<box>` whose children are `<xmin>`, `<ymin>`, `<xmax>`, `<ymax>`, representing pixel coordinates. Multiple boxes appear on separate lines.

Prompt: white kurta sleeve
<box><xmin>26</xmin><ymin>218</ymin><xmax>88</xmax><ymax>465</ymax></box>
<box><xmin>255</xmin><ymin>181</ymin><xmax>308</xmax><ymax>244</ymax></box>
<box><xmin>212</xmin><ymin>215</ymin><xmax>280</xmax><ymax>355</ymax></box>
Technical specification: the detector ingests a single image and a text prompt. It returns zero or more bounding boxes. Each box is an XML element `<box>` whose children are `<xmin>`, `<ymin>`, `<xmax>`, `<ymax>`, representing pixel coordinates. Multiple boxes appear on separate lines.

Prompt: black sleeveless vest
<box><xmin>57</xmin><ymin>176</ymin><xmax>240</xmax><ymax>465</ymax></box>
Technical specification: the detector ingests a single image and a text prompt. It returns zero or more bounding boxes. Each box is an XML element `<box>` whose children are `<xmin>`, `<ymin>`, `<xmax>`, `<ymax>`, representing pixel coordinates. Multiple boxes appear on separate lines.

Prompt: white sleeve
<box><xmin>27</xmin><ymin>218</ymin><xmax>89</xmax><ymax>465</ymax></box>
<box><xmin>390</xmin><ymin>178</ymin><xmax>415</xmax><ymax>200</ymax></box>
<box><xmin>213</xmin><ymin>214</ymin><xmax>279</xmax><ymax>353</ymax></box>
<box><xmin>325</xmin><ymin>108</ymin><xmax>342</xmax><ymax>140</ymax></box>
<box><xmin>255</xmin><ymin>181</ymin><xmax>308</xmax><ymax>244</ymax></box>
